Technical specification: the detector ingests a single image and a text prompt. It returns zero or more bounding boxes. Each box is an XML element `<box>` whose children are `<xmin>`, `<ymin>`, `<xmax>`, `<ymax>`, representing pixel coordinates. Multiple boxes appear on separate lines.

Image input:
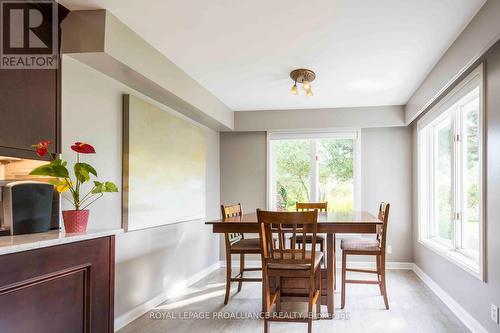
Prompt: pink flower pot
<box><xmin>62</xmin><ymin>210</ymin><xmax>89</xmax><ymax>233</ymax></box>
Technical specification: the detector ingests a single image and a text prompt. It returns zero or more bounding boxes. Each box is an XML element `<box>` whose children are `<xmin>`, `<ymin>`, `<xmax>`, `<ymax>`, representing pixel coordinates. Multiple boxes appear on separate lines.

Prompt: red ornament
<box><xmin>71</xmin><ymin>142</ymin><xmax>96</xmax><ymax>154</ymax></box>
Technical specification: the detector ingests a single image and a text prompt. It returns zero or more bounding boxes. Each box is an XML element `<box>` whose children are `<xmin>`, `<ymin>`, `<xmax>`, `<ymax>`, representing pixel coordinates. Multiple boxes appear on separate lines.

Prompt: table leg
<box><xmin>327</xmin><ymin>233</ymin><xmax>335</xmax><ymax>316</ymax></box>
<box><xmin>333</xmin><ymin>234</ymin><xmax>336</xmax><ymax>291</ymax></box>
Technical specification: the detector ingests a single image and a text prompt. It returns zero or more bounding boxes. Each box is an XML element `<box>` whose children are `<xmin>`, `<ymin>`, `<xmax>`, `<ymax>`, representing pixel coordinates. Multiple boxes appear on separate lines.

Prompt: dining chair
<box><xmin>221</xmin><ymin>203</ymin><xmax>262</xmax><ymax>305</ymax></box>
<box><xmin>295</xmin><ymin>202</ymin><xmax>328</xmax><ymax>267</ymax></box>
<box><xmin>257</xmin><ymin>209</ymin><xmax>322</xmax><ymax>333</ymax></box>
<box><xmin>340</xmin><ymin>202</ymin><xmax>390</xmax><ymax>309</ymax></box>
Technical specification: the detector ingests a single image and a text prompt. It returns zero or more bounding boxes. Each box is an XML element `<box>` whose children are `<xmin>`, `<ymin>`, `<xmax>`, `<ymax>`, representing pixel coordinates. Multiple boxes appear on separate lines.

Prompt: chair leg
<box><xmin>264</xmin><ymin>318</ymin><xmax>269</xmax><ymax>333</ymax></box>
<box><xmin>320</xmin><ymin>239</ymin><xmax>325</xmax><ymax>267</ymax></box>
<box><xmin>333</xmin><ymin>235</ymin><xmax>336</xmax><ymax>290</ymax></box>
<box><xmin>308</xmin><ymin>276</ymin><xmax>314</xmax><ymax>333</ymax></box>
<box><xmin>263</xmin><ymin>273</ymin><xmax>271</xmax><ymax>326</ymax></box>
<box><xmin>380</xmin><ymin>255</ymin><xmax>389</xmax><ymax>310</ymax></box>
<box><xmin>341</xmin><ymin>251</ymin><xmax>347</xmax><ymax>309</ymax></box>
<box><xmin>276</xmin><ymin>277</ymin><xmax>281</xmax><ymax>313</ymax></box>
<box><xmin>224</xmin><ymin>252</ymin><xmax>232</xmax><ymax>305</ymax></box>
<box><xmin>376</xmin><ymin>254</ymin><xmax>383</xmax><ymax>295</ymax></box>
<box><xmin>238</xmin><ymin>253</ymin><xmax>244</xmax><ymax>292</ymax></box>
<box><xmin>316</xmin><ymin>268</ymin><xmax>321</xmax><ymax>316</ymax></box>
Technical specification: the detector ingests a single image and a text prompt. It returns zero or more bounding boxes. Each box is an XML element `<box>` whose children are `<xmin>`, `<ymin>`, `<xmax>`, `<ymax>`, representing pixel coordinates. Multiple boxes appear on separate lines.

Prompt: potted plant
<box><xmin>29</xmin><ymin>140</ymin><xmax>118</xmax><ymax>233</ymax></box>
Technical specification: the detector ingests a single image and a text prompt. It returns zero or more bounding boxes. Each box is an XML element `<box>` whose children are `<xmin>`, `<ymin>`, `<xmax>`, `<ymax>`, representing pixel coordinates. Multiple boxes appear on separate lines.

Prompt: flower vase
<box><xmin>62</xmin><ymin>210</ymin><xmax>89</xmax><ymax>233</ymax></box>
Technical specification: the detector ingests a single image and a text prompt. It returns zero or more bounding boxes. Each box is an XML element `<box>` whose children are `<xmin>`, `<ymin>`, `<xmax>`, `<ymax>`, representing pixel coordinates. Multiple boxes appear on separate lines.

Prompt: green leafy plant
<box><xmin>29</xmin><ymin>141</ymin><xmax>118</xmax><ymax>211</ymax></box>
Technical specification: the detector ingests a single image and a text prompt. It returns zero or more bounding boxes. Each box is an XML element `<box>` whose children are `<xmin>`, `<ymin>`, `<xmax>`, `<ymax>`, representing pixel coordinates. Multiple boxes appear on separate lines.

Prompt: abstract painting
<box><xmin>122</xmin><ymin>94</ymin><xmax>205</xmax><ymax>231</ymax></box>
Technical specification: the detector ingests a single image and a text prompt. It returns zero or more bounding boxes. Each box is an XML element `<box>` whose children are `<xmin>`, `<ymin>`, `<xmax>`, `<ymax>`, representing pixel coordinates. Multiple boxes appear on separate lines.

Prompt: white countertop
<box><xmin>0</xmin><ymin>228</ymin><xmax>123</xmax><ymax>255</ymax></box>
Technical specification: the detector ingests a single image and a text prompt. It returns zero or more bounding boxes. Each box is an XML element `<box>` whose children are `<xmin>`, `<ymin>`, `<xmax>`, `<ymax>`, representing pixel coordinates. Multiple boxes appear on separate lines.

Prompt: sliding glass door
<box><xmin>268</xmin><ymin>132</ymin><xmax>360</xmax><ymax>212</ymax></box>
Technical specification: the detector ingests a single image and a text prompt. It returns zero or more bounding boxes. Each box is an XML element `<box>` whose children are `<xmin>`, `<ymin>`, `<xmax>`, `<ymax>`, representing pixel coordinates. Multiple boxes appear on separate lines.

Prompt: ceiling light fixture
<box><xmin>290</xmin><ymin>80</ymin><xmax>299</xmax><ymax>95</ymax></box>
<box><xmin>290</xmin><ymin>68</ymin><xmax>316</xmax><ymax>96</ymax></box>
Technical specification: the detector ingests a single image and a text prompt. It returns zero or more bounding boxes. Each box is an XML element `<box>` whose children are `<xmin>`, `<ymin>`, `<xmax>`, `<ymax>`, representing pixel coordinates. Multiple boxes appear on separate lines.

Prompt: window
<box><xmin>417</xmin><ymin>64</ymin><xmax>484</xmax><ymax>279</ymax></box>
<box><xmin>267</xmin><ymin>131</ymin><xmax>361</xmax><ymax>213</ymax></box>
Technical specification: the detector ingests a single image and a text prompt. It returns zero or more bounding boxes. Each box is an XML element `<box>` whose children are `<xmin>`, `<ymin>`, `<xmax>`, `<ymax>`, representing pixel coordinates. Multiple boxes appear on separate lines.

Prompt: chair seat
<box><xmin>294</xmin><ymin>234</ymin><xmax>325</xmax><ymax>243</ymax></box>
<box><xmin>231</xmin><ymin>238</ymin><xmax>260</xmax><ymax>251</ymax></box>
<box><xmin>268</xmin><ymin>251</ymin><xmax>323</xmax><ymax>270</ymax></box>
<box><xmin>340</xmin><ymin>238</ymin><xmax>380</xmax><ymax>252</ymax></box>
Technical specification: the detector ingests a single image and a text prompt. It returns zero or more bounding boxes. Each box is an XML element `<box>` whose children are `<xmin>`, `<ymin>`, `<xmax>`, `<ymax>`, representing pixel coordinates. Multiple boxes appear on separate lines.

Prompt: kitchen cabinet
<box><xmin>0</xmin><ymin>234</ymin><xmax>116</xmax><ymax>332</ymax></box>
<box><xmin>0</xmin><ymin>1</ymin><xmax>68</xmax><ymax>159</ymax></box>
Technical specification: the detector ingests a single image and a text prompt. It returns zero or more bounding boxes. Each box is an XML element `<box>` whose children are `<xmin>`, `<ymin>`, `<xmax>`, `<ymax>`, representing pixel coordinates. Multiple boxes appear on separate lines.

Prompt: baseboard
<box><xmin>114</xmin><ymin>261</ymin><xmax>221</xmax><ymax>332</ymax></box>
<box><xmin>220</xmin><ymin>260</ymin><xmax>414</xmax><ymax>270</ymax></box>
<box><xmin>412</xmin><ymin>264</ymin><xmax>488</xmax><ymax>333</ymax></box>
<box><xmin>114</xmin><ymin>292</ymin><xmax>166</xmax><ymax>332</ymax></box>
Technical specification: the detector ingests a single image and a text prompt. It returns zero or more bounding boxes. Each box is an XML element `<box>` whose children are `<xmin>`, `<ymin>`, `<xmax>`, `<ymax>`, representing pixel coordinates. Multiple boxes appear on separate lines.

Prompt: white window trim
<box><xmin>417</xmin><ymin>63</ymin><xmax>486</xmax><ymax>281</ymax></box>
<box><xmin>266</xmin><ymin>129</ymin><xmax>362</xmax><ymax>212</ymax></box>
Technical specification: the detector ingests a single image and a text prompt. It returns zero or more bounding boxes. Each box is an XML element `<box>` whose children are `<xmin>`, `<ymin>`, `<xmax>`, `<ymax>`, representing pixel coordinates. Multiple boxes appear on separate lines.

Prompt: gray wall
<box><xmin>219</xmin><ymin>128</ymin><xmax>413</xmax><ymax>263</ymax></box>
<box><xmin>219</xmin><ymin>132</ymin><xmax>267</xmax><ymax>260</ymax></box>
<box><xmin>412</xmin><ymin>40</ymin><xmax>500</xmax><ymax>333</ymax></box>
<box><xmin>61</xmin><ymin>56</ymin><xmax>220</xmax><ymax>323</ymax></box>
<box><xmin>220</xmin><ymin>132</ymin><xmax>267</xmax><ymax>212</ymax></box>
<box><xmin>361</xmin><ymin>127</ymin><xmax>413</xmax><ymax>262</ymax></box>
<box><xmin>234</xmin><ymin>105</ymin><xmax>405</xmax><ymax>131</ymax></box>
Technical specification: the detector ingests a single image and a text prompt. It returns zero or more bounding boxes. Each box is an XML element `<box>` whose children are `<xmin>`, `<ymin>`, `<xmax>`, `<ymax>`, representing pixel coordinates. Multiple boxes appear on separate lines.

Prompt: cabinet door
<box><xmin>0</xmin><ymin>236</ymin><xmax>115</xmax><ymax>332</ymax></box>
<box><xmin>0</xmin><ymin>68</ymin><xmax>58</xmax><ymax>154</ymax></box>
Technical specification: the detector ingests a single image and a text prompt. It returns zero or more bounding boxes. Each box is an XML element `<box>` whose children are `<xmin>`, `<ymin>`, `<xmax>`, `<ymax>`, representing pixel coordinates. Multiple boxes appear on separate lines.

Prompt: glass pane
<box><xmin>434</xmin><ymin>117</ymin><xmax>453</xmax><ymax>243</ymax></box>
<box><xmin>274</xmin><ymin>139</ymin><xmax>311</xmax><ymax>211</ymax></box>
<box><xmin>317</xmin><ymin>138</ymin><xmax>354</xmax><ymax>213</ymax></box>
<box><xmin>462</xmin><ymin>97</ymin><xmax>480</xmax><ymax>261</ymax></box>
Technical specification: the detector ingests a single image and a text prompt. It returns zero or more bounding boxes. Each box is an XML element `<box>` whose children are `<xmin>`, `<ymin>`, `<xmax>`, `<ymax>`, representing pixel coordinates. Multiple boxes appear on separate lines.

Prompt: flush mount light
<box><xmin>290</xmin><ymin>68</ymin><xmax>316</xmax><ymax>96</ymax></box>
<box><xmin>290</xmin><ymin>81</ymin><xmax>299</xmax><ymax>95</ymax></box>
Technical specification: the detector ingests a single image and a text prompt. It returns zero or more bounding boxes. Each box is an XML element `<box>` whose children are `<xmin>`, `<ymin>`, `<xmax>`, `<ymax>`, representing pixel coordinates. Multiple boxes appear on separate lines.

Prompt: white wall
<box><xmin>405</xmin><ymin>0</ymin><xmax>500</xmax><ymax>123</ymax></box>
<box><xmin>61</xmin><ymin>55</ymin><xmax>220</xmax><ymax>327</ymax></box>
<box><xmin>62</xmin><ymin>10</ymin><xmax>234</xmax><ymax>131</ymax></box>
<box><xmin>219</xmin><ymin>127</ymin><xmax>413</xmax><ymax>263</ymax></box>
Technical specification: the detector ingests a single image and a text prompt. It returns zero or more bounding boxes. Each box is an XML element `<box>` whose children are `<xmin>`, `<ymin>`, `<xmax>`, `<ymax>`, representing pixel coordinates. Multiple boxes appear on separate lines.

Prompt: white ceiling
<box><xmin>59</xmin><ymin>0</ymin><xmax>485</xmax><ymax>111</ymax></box>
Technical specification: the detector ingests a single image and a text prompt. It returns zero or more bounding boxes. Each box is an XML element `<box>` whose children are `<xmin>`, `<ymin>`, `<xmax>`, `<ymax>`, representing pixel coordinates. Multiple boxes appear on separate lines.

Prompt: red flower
<box><xmin>71</xmin><ymin>142</ymin><xmax>96</xmax><ymax>154</ymax></box>
<box><xmin>32</xmin><ymin>140</ymin><xmax>52</xmax><ymax>157</ymax></box>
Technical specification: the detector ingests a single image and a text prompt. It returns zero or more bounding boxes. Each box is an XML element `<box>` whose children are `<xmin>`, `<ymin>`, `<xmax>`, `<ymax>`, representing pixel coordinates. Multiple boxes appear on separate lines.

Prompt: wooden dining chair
<box><xmin>221</xmin><ymin>204</ymin><xmax>262</xmax><ymax>305</ymax></box>
<box><xmin>295</xmin><ymin>202</ymin><xmax>328</xmax><ymax>266</ymax></box>
<box><xmin>257</xmin><ymin>209</ymin><xmax>322</xmax><ymax>333</ymax></box>
<box><xmin>340</xmin><ymin>202</ymin><xmax>390</xmax><ymax>309</ymax></box>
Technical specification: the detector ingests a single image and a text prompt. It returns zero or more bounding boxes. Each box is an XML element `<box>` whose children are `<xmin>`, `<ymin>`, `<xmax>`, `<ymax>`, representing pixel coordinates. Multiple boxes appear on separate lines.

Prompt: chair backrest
<box><xmin>221</xmin><ymin>204</ymin><xmax>244</xmax><ymax>245</ymax></box>
<box><xmin>376</xmin><ymin>202</ymin><xmax>390</xmax><ymax>250</ymax></box>
<box><xmin>296</xmin><ymin>202</ymin><xmax>328</xmax><ymax>212</ymax></box>
<box><xmin>257</xmin><ymin>209</ymin><xmax>318</xmax><ymax>268</ymax></box>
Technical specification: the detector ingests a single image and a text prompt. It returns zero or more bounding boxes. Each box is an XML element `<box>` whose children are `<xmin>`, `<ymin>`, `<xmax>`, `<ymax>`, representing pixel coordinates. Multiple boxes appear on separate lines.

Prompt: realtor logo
<box><xmin>1</xmin><ymin>0</ymin><xmax>58</xmax><ymax>69</ymax></box>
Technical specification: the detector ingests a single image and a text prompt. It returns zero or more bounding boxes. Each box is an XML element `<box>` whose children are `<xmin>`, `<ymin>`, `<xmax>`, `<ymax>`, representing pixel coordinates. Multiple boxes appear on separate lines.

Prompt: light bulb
<box><xmin>306</xmin><ymin>87</ymin><xmax>313</xmax><ymax>97</ymax></box>
<box><xmin>290</xmin><ymin>84</ymin><xmax>298</xmax><ymax>95</ymax></box>
<box><xmin>302</xmin><ymin>80</ymin><xmax>311</xmax><ymax>90</ymax></box>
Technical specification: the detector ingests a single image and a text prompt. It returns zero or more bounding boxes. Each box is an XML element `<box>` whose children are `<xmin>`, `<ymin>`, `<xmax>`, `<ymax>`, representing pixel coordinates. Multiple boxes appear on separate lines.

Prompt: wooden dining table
<box><xmin>205</xmin><ymin>210</ymin><xmax>382</xmax><ymax>317</ymax></box>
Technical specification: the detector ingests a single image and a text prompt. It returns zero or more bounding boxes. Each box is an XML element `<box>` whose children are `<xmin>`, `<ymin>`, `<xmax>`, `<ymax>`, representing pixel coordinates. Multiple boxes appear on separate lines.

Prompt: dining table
<box><xmin>205</xmin><ymin>210</ymin><xmax>382</xmax><ymax>317</ymax></box>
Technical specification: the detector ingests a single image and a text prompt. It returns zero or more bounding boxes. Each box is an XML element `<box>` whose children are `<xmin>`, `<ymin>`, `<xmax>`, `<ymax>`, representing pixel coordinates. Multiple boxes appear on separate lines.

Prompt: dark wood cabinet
<box><xmin>0</xmin><ymin>1</ymin><xmax>68</xmax><ymax>159</ymax></box>
<box><xmin>0</xmin><ymin>236</ymin><xmax>115</xmax><ymax>333</ymax></box>
<box><xmin>0</xmin><ymin>68</ymin><xmax>59</xmax><ymax>155</ymax></box>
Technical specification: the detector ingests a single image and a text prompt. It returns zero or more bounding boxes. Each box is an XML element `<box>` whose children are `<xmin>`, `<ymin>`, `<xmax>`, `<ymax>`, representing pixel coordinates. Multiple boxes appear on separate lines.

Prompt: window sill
<box><xmin>418</xmin><ymin>238</ymin><xmax>484</xmax><ymax>281</ymax></box>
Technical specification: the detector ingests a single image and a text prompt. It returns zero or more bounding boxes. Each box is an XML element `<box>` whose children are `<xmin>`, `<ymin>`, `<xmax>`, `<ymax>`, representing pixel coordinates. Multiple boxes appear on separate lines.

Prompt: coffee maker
<box><xmin>0</xmin><ymin>181</ymin><xmax>58</xmax><ymax>236</ymax></box>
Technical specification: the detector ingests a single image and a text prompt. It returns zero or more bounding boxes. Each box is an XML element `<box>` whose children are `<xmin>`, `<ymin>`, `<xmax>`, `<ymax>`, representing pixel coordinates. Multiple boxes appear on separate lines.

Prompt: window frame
<box><xmin>266</xmin><ymin>129</ymin><xmax>362</xmax><ymax>212</ymax></box>
<box><xmin>417</xmin><ymin>64</ymin><xmax>485</xmax><ymax>281</ymax></box>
